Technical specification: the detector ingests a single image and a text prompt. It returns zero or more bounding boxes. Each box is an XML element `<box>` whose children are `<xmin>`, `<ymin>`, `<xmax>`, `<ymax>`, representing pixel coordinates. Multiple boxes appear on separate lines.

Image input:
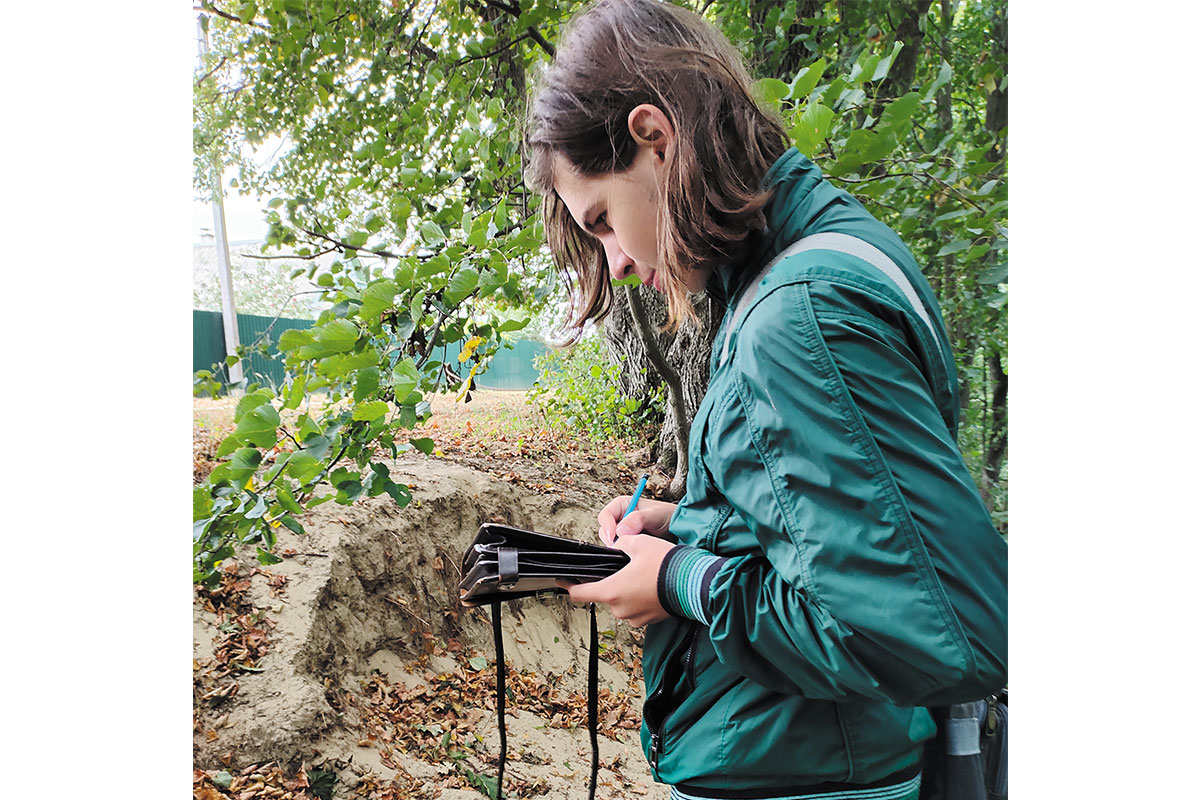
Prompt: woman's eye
<box><xmin>593</xmin><ymin>213</ymin><xmax>607</xmax><ymax>230</ymax></box>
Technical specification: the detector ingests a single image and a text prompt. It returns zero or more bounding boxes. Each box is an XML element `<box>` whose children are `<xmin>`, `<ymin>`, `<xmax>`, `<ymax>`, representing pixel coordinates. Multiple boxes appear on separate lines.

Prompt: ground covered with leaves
<box><xmin>194</xmin><ymin>389</ymin><xmax>659</xmax><ymax>504</ymax></box>
<box><xmin>193</xmin><ymin>392</ymin><xmax>668</xmax><ymax>800</ymax></box>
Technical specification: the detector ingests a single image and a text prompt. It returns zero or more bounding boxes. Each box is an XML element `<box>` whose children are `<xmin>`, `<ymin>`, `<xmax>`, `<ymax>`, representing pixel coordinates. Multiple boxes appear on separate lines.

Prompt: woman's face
<box><xmin>552</xmin><ymin>146</ymin><xmax>711</xmax><ymax>295</ymax></box>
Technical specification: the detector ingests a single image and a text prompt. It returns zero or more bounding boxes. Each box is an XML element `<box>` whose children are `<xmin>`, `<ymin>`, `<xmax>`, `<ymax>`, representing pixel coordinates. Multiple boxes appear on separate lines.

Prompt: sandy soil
<box><xmin>194</xmin><ymin>395</ymin><xmax>671</xmax><ymax>800</ymax></box>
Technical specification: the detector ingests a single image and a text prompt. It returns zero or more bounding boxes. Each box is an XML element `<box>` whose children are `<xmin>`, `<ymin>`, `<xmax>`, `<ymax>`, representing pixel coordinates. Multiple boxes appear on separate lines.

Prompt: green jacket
<box><xmin>642</xmin><ymin>148</ymin><xmax>1007</xmax><ymax>794</ymax></box>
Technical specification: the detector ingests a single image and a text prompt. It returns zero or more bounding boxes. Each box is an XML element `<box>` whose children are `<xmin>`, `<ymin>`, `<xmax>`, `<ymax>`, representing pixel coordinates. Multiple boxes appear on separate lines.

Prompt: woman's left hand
<box><xmin>557</xmin><ymin>533</ymin><xmax>676</xmax><ymax>627</ymax></box>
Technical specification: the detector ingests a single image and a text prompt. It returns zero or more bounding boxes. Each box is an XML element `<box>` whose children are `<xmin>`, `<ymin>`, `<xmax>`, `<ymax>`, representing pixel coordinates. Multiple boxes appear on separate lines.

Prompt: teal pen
<box><xmin>624</xmin><ymin>473</ymin><xmax>649</xmax><ymax>520</ymax></box>
<box><xmin>614</xmin><ymin>473</ymin><xmax>650</xmax><ymax>541</ymax></box>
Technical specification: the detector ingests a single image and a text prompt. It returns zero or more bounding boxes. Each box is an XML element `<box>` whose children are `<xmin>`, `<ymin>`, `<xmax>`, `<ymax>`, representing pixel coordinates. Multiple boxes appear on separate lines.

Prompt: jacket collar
<box><xmin>707</xmin><ymin>147</ymin><xmax>827</xmax><ymax>306</ymax></box>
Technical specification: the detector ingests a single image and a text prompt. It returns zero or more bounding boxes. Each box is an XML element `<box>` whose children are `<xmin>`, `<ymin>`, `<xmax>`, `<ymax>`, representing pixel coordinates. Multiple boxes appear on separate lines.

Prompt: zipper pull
<box><xmin>649</xmin><ymin>732</ymin><xmax>661</xmax><ymax>770</ymax></box>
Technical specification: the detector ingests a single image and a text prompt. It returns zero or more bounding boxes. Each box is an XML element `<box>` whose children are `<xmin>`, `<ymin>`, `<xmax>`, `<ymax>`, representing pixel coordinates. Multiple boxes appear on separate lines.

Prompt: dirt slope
<box><xmin>194</xmin><ymin>457</ymin><xmax>669</xmax><ymax>800</ymax></box>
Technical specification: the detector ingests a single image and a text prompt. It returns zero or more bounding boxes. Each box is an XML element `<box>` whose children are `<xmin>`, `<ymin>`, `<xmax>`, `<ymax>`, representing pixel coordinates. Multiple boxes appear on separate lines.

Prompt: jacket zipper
<box><xmin>647</xmin><ymin>624</ymin><xmax>701</xmax><ymax>771</ymax></box>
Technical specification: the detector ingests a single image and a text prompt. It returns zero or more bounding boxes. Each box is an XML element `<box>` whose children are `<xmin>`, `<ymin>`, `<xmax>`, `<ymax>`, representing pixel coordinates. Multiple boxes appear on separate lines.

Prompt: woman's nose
<box><xmin>605</xmin><ymin>238</ymin><xmax>634</xmax><ymax>281</ymax></box>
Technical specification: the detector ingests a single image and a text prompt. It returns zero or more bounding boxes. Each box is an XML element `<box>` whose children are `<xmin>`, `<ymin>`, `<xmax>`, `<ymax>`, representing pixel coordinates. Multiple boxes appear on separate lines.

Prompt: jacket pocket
<box><xmin>642</xmin><ymin>622</ymin><xmax>701</xmax><ymax>772</ymax></box>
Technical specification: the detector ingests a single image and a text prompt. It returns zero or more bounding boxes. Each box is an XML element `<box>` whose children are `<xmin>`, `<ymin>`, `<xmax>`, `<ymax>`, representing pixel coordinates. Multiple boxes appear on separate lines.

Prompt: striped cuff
<box><xmin>657</xmin><ymin>545</ymin><xmax>728</xmax><ymax>625</ymax></box>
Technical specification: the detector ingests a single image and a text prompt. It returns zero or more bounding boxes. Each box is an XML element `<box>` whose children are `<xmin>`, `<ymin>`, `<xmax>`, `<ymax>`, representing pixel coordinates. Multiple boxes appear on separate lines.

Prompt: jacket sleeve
<box><xmin>659</xmin><ymin>280</ymin><xmax>1007</xmax><ymax>707</ymax></box>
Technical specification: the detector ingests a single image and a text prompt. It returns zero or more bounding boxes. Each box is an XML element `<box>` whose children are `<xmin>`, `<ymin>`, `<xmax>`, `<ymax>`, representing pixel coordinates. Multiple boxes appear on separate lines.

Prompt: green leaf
<box><xmin>353</xmin><ymin>366</ymin><xmax>380</xmax><ymax>403</ymax></box>
<box><xmin>301</xmin><ymin>432</ymin><xmax>332</xmax><ymax>461</ymax></box>
<box><xmin>279</xmin><ymin>515</ymin><xmax>305</xmax><ymax>535</ymax></box>
<box><xmin>358</xmin><ymin>279</ymin><xmax>397</xmax><ymax>320</ymax></box>
<box><xmin>282</xmin><ymin>373</ymin><xmax>308</xmax><ymax>410</ymax></box>
<box><xmin>871</xmin><ymin>41</ymin><xmax>904</xmax><ymax>82</ymax></box>
<box><xmin>215</xmin><ymin>434</ymin><xmax>242</xmax><ymax>459</ymax></box>
<box><xmin>286</xmin><ymin>451</ymin><xmax>323</xmax><ymax>483</ymax></box>
<box><xmin>392</xmin><ymin>359</ymin><xmax>420</xmax><ymax>400</ymax></box>
<box><xmin>923</xmin><ymin>60</ymin><xmax>953</xmax><ymax>102</ymax></box>
<box><xmin>444</xmin><ymin>267</ymin><xmax>479</xmax><ymax>306</ymax></box>
<box><xmin>256</xmin><ymin>547</ymin><xmax>284</xmax><ymax>566</ymax></box>
<box><xmin>235</xmin><ymin>403</ymin><xmax>280</xmax><ymax>449</ymax></box>
<box><xmin>753</xmin><ymin>77</ymin><xmax>790</xmax><ymax>106</ymax></box>
<box><xmin>297</xmin><ymin>318</ymin><xmax>359</xmax><ymax>358</ymax></box>
<box><xmin>228</xmin><ymin>448</ymin><xmax>262</xmax><ymax>486</ymax></box>
<box><xmin>497</xmin><ymin>317</ymin><xmax>530</xmax><ymax>333</ymax></box>
<box><xmin>276</xmin><ymin>486</ymin><xmax>304</xmax><ymax>515</ymax></box>
<box><xmin>278</xmin><ymin>328</ymin><xmax>314</xmax><ymax>353</ymax></box>
<box><xmin>410</xmin><ymin>437</ymin><xmax>435</xmax><ymax>454</ymax></box>
<box><xmin>790</xmin><ymin>102</ymin><xmax>835</xmax><ymax>157</ymax></box>
<box><xmin>301</xmin><ymin>491</ymin><xmax>332</xmax><ymax>510</ymax></box>
<box><xmin>353</xmin><ymin>400</ymin><xmax>389</xmax><ymax>422</ymax></box>
<box><xmin>936</xmin><ymin>239</ymin><xmax>973</xmax><ymax>257</ymax></box>
<box><xmin>978</xmin><ymin>263</ymin><xmax>1008</xmax><ymax>284</ymax></box>
<box><xmin>420</xmin><ymin>221</ymin><xmax>446</xmax><ymax>246</ymax></box>
<box><xmin>787</xmin><ymin>58</ymin><xmax>826</xmax><ymax>100</ymax></box>
<box><xmin>828</xmin><ymin>129</ymin><xmax>899</xmax><ymax>175</ymax></box>
<box><xmin>245</xmin><ymin>492</ymin><xmax>268</xmax><ymax>519</ymax></box>
<box><xmin>467</xmin><ymin>656</ymin><xmax>488</xmax><ymax>671</ymax></box>
<box><xmin>234</xmin><ymin>390</ymin><xmax>272</xmax><ymax>422</ymax></box>
<box><xmin>850</xmin><ymin>54</ymin><xmax>880</xmax><ymax>86</ymax></box>
<box><xmin>193</xmin><ymin>487</ymin><xmax>214</xmax><ymax>521</ymax></box>
<box><xmin>878</xmin><ymin>92</ymin><xmax>921</xmax><ymax>129</ymax></box>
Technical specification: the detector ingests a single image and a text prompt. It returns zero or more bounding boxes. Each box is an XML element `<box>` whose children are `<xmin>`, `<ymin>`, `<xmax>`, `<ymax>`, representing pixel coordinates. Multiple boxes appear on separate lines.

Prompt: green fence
<box><xmin>193</xmin><ymin>309</ymin><xmax>546</xmax><ymax>392</ymax></box>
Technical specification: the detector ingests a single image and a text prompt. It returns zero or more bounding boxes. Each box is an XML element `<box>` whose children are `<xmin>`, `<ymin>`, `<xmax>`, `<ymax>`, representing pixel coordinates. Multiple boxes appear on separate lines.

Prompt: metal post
<box><xmin>196</xmin><ymin>16</ymin><xmax>244</xmax><ymax>389</ymax></box>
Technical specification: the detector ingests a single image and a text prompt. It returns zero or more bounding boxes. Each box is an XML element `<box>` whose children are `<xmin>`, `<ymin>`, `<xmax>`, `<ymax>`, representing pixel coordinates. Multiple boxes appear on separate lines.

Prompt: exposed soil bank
<box><xmin>194</xmin><ymin>457</ymin><xmax>668</xmax><ymax>799</ymax></box>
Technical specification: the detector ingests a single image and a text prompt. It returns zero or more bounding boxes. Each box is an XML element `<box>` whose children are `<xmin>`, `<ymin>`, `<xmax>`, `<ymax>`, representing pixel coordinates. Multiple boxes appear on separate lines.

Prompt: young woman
<box><xmin>524</xmin><ymin>2</ymin><xmax>1008</xmax><ymax>798</ymax></box>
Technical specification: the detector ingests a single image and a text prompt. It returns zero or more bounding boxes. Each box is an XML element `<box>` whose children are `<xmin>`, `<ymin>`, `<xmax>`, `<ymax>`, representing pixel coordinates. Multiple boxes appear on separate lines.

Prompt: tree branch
<box><xmin>524</xmin><ymin>27</ymin><xmax>555</xmax><ymax>57</ymax></box>
<box><xmin>300</xmin><ymin>227</ymin><xmax>401</xmax><ymax>259</ymax></box>
<box><xmin>195</xmin><ymin>55</ymin><xmax>228</xmax><ymax>87</ymax></box>
<box><xmin>194</xmin><ymin>3</ymin><xmax>270</xmax><ymax>31</ymax></box>
<box><xmin>454</xmin><ymin>32</ymin><xmax>532</xmax><ymax>67</ymax></box>
<box><xmin>474</xmin><ymin>0</ymin><xmax>556</xmax><ymax>57</ymax></box>
<box><xmin>624</xmin><ymin>285</ymin><xmax>688</xmax><ymax>497</ymax></box>
<box><xmin>244</xmin><ymin>248</ymin><xmax>337</xmax><ymax>261</ymax></box>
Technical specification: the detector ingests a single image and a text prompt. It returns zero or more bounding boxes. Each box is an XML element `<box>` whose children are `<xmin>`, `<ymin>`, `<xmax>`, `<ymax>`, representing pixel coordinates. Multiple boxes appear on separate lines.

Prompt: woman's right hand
<box><xmin>597</xmin><ymin>495</ymin><xmax>677</xmax><ymax>547</ymax></box>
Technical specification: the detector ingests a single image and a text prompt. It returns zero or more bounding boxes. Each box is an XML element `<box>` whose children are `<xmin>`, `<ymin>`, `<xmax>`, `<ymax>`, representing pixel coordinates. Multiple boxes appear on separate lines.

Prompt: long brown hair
<box><xmin>525</xmin><ymin>0</ymin><xmax>788</xmax><ymax>337</ymax></box>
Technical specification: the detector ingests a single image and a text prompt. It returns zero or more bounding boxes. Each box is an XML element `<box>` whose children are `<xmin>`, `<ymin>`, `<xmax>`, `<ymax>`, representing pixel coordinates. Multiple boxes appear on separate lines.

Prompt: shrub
<box><xmin>527</xmin><ymin>335</ymin><xmax>664</xmax><ymax>443</ymax></box>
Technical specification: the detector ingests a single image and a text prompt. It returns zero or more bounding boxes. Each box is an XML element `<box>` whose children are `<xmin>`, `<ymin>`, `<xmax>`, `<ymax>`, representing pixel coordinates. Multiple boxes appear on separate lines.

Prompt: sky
<box><xmin>193</xmin><ymin>186</ymin><xmax>272</xmax><ymax>244</ymax></box>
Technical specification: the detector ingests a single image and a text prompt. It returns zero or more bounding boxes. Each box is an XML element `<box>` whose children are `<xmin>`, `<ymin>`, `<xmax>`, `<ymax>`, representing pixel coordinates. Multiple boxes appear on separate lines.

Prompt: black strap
<box><xmin>489</xmin><ymin>601</ymin><xmax>601</xmax><ymax>800</ymax></box>
<box><xmin>491</xmin><ymin>601</ymin><xmax>506</xmax><ymax>798</ymax></box>
<box><xmin>587</xmin><ymin>603</ymin><xmax>599</xmax><ymax>800</ymax></box>
<box><xmin>497</xmin><ymin>547</ymin><xmax>519</xmax><ymax>589</ymax></box>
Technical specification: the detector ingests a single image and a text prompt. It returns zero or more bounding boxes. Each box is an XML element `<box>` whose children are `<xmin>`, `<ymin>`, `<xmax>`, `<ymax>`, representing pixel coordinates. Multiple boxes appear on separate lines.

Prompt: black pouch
<box><xmin>919</xmin><ymin>691</ymin><xmax>1008</xmax><ymax>800</ymax></box>
<box><xmin>458</xmin><ymin>523</ymin><xmax>629</xmax><ymax>605</ymax></box>
<box><xmin>458</xmin><ymin>523</ymin><xmax>629</xmax><ymax>800</ymax></box>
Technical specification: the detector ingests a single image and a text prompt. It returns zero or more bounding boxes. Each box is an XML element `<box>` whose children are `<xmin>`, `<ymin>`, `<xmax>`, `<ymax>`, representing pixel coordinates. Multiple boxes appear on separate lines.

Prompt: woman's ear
<box><xmin>628</xmin><ymin>104</ymin><xmax>675</xmax><ymax>162</ymax></box>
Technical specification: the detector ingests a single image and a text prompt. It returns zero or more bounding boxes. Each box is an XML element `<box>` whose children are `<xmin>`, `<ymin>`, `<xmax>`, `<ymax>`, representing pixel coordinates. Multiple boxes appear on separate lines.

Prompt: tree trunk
<box><xmin>603</xmin><ymin>285</ymin><xmax>719</xmax><ymax>500</ymax></box>
<box><xmin>984</xmin><ymin>350</ymin><xmax>1007</xmax><ymax>494</ymax></box>
<box><xmin>879</xmin><ymin>0</ymin><xmax>933</xmax><ymax>101</ymax></box>
<box><xmin>979</xmin><ymin>1</ymin><xmax>1007</xmax><ymax>520</ymax></box>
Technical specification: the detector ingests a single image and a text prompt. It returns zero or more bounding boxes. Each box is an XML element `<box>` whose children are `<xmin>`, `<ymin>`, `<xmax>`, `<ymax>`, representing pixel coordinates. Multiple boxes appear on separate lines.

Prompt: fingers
<box><xmin>563</xmin><ymin>574</ymin><xmax>614</xmax><ymax>606</ymax></box>
<box><xmin>597</xmin><ymin>495</ymin><xmax>630</xmax><ymax>546</ymax></box>
<box><xmin>613</xmin><ymin>509</ymin><xmax>651</xmax><ymax>541</ymax></box>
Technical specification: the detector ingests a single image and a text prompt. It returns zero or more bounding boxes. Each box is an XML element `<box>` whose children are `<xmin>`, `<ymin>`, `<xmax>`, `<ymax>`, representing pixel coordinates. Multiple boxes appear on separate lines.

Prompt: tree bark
<box><xmin>879</xmin><ymin>0</ymin><xmax>933</xmax><ymax>101</ymax></box>
<box><xmin>984</xmin><ymin>350</ymin><xmax>1007</xmax><ymax>493</ymax></box>
<box><xmin>603</xmin><ymin>285</ymin><xmax>719</xmax><ymax>500</ymax></box>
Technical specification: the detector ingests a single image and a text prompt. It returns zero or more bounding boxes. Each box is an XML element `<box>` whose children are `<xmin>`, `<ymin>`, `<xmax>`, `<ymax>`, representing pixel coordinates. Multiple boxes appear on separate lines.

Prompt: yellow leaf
<box><xmin>458</xmin><ymin>335</ymin><xmax>484</xmax><ymax>363</ymax></box>
<box><xmin>455</xmin><ymin>362</ymin><xmax>480</xmax><ymax>401</ymax></box>
<box><xmin>244</xmin><ymin>477</ymin><xmax>254</xmax><ymax>491</ymax></box>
